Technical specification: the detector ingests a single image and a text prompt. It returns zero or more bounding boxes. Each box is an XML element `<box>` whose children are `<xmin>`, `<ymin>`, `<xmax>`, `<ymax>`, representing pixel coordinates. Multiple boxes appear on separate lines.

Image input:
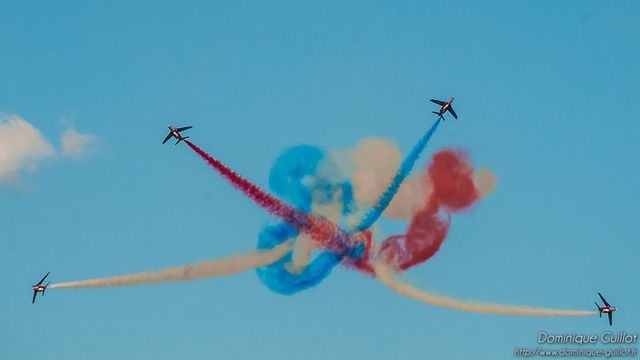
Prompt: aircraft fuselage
<box><xmin>163</xmin><ymin>125</ymin><xmax>191</xmax><ymax>145</ymax></box>
<box><xmin>168</xmin><ymin>126</ymin><xmax>184</xmax><ymax>140</ymax></box>
<box><xmin>439</xmin><ymin>96</ymin><xmax>455</xmax><ymax>114</ymax></box>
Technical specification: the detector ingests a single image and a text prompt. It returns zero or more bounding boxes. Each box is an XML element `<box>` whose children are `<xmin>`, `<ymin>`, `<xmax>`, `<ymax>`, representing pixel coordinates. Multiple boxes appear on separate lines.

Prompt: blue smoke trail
<box><xmin>268</xmin><ymin>145</ymin><xmax>325</xmax><ymax>213</ymax></box>
<box><xmin>256</xmin><ymin>145</ymin><xmax>353</xmax><ymax>295</ymax></box>
<box><xmin>349</xmin><ymin>118</ymin><xmax>441</xmax><ymax>234</ymax></box>
<box><xmin>256</xmin><ymin>223</ymin><xmax>342</xmax><ymax>295</ymax></box>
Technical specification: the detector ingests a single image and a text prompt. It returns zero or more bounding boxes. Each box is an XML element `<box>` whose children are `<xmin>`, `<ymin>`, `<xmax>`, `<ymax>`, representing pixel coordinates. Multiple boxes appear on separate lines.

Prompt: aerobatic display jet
<box><xmin>163</xmin><ymin>125</ymin><xmax>192</xmax><ymax>145</ymax></box>
<box><xmin>595</xmin><ymin>292</ymin><xmax>617</xmax><ymax>326</ymax></box>
<box><xmin>430</xmin><ymin>97</ymin><xmax>457</xmax><ymax>120</ymax></box>
<box><xmin>31</xmin><ymin>272</ymin><xmax>51</xmax><ymax>304</ymax></box>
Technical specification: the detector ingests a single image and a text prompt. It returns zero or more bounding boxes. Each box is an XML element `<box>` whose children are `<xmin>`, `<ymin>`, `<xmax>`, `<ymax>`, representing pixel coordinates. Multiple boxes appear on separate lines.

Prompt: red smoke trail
<box><xmin>429</xmin><ymin>149</ymin><xmax>478</xmax><ymax>211</ymax></box>
<box><xmin>382</xmin><ymin>149</ymin><xmax>478</xmax><ymax>271</ymax></box>
<box><xmin>352</xmin><ymin>149</ymin><xmax>480</xmax><ymax>274</ymax></box>
<box><xmin>185</xmin><ymin>140</ymin><xmax>365</xmax><ymax>255</ymax></box>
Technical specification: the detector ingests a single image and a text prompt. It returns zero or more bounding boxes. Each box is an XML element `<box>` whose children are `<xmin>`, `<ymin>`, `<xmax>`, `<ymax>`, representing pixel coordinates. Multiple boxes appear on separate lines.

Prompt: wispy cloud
<box><xmin>0</xmin><ymin>114</ymin><xmax>98</xmax><ymax>186</ymax></box>
<box><xmin>60</xmin><ymin>127</ymin><xmax>97</xmax><ymax>158</ymax></box>
<box><xmin>0</xmin><ymin>115</ymin><xmax>55</xmax><ymax>184</ymax></box>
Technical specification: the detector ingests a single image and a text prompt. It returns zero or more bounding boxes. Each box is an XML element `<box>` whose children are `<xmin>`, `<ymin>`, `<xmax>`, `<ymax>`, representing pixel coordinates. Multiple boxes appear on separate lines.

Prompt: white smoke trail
<box><xmin>50</xmin><ymin>241</ymin><xmax>292</xmax><ymax>289</ymax></box>
<box><xmin>286</xmin><ymin>234</ymin><xmax>315</xmax><ymax>274</ymax></box>
<box><xmin>373</xmin><ymin>262</ymin><xmax>596</xmax><ymax>317</ymax></box>
<box><xmin>473</xmin><ymin>167</ymin><xmax>497</xmax><ymax>198</ymax></box>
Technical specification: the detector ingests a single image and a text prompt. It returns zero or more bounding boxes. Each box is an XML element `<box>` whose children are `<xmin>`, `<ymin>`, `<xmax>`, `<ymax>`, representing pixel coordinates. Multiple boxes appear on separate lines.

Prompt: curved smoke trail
<box><xmin>373</xmin><ymin>262</ymin><xmax>596</xmax><ymax>316</ymax></box>
<box><xmin>257</xmin><ymin>223</ymin><xmax>345</xmax><ymax>295</ymax></box>
<box><xmin>50</xmin><ymin>241</ymin><xmax>292</xmax><ymax>289</ymax></box>
<box><xmin>256</xmin><ymin>119</ymin><xmax>443</xmax><ymax>294</ymax></box>
<box><xmin>350</xmin><ymin>118</ymin><xmax>441</xmax><ymax>234</ymax></box>
<box><xmin>257</xmin><ymin>146</ymin><xmax>356</xmax><ymax>294</ymax></box>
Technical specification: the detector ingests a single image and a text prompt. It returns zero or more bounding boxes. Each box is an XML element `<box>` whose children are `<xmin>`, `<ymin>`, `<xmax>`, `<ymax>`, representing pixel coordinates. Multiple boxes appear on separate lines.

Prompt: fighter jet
<box><xmin>31</xmin><ymin>272</ymin><xmax>51</xmax><ymax>304</ymax></box>
<box><xmin>430</xmin><ymin>97</ymin><xmax>457</xmax><ymax>120</ymax></box>
<box><xmin>595</xmin><ymin>292</ymin><xmax>617</xmax><ymax>326</ymax></box>
<box><xmin>163</xmin><ymin>125</ymin><xmax>192</xmax><ymax>145</ymax></box>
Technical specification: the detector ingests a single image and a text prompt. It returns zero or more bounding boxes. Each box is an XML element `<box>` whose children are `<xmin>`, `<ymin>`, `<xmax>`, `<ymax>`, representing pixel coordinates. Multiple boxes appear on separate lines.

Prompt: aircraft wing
<box><xmin>448</xmin><ymin>106</ymin><xmax>458</xmax><ymax>119</ymax></box>
<box><xmin>608</xmin><ymin>312</ymin><xmax>613</xmax><ymax>326</ymax></box>
<box><xmin>32</xmin><ymin>291</ymin><xmax>37</xmax><ymax>304</ymax></box>
<box><xmin>430</xmin><ymin>99</ymin><xmax>445</xmax><ymax>106</ymax></box>
<box><xmin>35</xmin><ymin>272</ymin><xmax>50</xmax><ymax>286</ymax></box>
<box><xmin>598</xmin><ymin>292</ymin><xmax>610</xmax><ymax>307</ymax></box>
<box><xmin>176</xmin><ymin>126</ymin><xmax>192</xmax><ymax>132</ymax></box>
<box><xmin>162</xmin><ymin>133</ymin><xmax>173</xmax><ymax>144</ymax></box>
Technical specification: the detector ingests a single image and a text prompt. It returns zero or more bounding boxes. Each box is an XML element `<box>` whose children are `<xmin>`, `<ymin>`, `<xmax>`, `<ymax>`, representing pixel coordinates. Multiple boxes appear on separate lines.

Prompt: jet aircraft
<box><xmin>595</xmin><ymin>292</ymin><xmax>617</xmax><ymax>326</ymax></box>
<box><xmin>430</xmin><ymin>97</ymin><xmax>457</xmax><ymax>120</ymax></box>
<box><xmin>163</xmin><ymin>125</ymin><xmax>192</xmax><ymax>145</ymax></box>
<box><xmin>31</xmin><ymin>272</ymin><xmax>51</xmax><ymax>304</ymax></box>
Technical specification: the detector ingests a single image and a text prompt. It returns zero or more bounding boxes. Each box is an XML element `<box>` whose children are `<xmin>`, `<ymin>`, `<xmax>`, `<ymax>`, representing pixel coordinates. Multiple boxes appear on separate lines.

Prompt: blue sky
<box><xmin>1</xmin><ymin>1</ymin><xmax>638</xmax><ymax>359</ymax></box>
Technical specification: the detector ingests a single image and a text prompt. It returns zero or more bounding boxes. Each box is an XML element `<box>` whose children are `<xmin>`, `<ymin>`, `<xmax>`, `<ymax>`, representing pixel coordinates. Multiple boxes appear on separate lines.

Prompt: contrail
<box><xmin>185</xmin><ymin>140</ymin><xmax>363</xmax><ymax>256</ymax></box>
<box><xmin>373</xmin><ymin>262</ymin><xmax>596</xmax><ymax>317</ymax></box>
<box><xmin>351</xmin><ymin>118</ymin><xmax>441</xmax><ymax>233</ymax></box>
<box><xmin>50</xmin><ymin>241</ymin><xmax>292</xmax><ymax>289</ymax></box>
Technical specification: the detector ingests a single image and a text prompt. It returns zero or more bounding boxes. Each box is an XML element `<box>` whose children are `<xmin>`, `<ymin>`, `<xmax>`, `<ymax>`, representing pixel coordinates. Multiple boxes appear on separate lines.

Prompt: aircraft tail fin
<box><xmin>175</xmin><ymin>136</ymin><xmax>189</xmax><ymax>145</ymax></box>
<box><xmin>432</xmin><ymin>111</ymin><xmax>445</xmax><ymax>120</ymax></box>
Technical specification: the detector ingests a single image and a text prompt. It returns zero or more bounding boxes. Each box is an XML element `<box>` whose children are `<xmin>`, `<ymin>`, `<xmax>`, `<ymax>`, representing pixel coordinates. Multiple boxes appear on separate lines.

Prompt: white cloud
<box><xmin>0</xmin><ymin>115</ymin><xmax>99</xmax><ymax>186</ymax></box>
<box><xmin>0</xmin><ymin>115</ymin><xmax>55</xmax><ymax>184</ymax></box>
<box><xmin>60</xmin><ymin>127</ymin><xmax>97</xmax><ymax>158</ymax></box>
